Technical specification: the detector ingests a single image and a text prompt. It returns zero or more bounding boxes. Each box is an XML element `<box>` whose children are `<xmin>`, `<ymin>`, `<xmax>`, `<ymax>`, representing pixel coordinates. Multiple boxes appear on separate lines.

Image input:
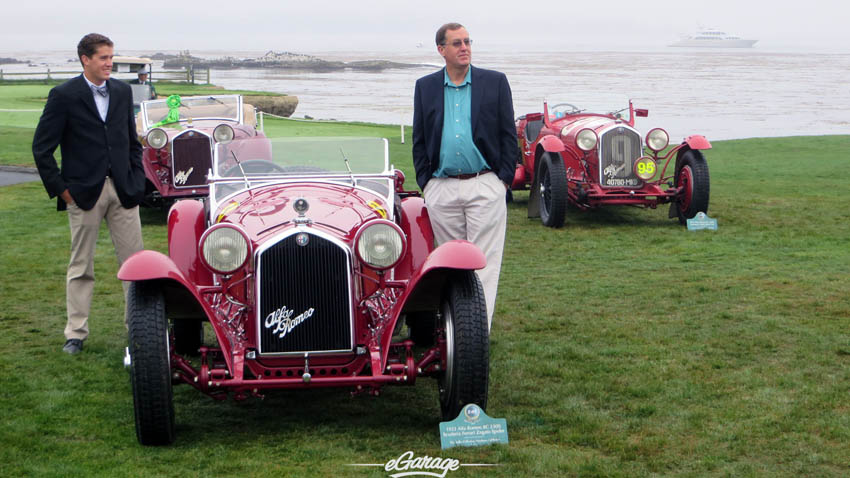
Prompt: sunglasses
<box><xmin>441</xmin><ymin>38</ymin><xmax>472</xmax><ymax>48</ymax></box>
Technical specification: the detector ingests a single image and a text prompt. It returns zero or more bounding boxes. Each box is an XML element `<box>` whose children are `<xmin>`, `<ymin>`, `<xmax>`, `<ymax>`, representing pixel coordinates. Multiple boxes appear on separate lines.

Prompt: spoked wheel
<box><xmin>538</xmin><ymin>153</ymin><xmax>568</xmax><ymax>228</ymax></box>
<box><xmin>437</xmin><ymin>271</ymin><xmax>489</xmax><ymax>421</ymax></box>
<box><xmin>127</xmin><ymin>281</ymin><xmax>175</xmax><ymax>446</ymax></box>
<box><xmin>674</xmin><ymin>149</ymin><xmax>710</xmax><ymax>225</ymax></box>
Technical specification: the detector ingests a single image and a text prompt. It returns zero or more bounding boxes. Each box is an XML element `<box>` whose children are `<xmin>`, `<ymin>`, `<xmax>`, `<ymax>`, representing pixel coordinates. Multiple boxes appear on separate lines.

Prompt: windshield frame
<box><xmin>208</xmin><ymin>136</ymin><xmax>393</xmax><ymax>216</ymax></box>
<box><xmin>140</xmin><ymin>94</ymin><xmax>243</xmax><ymax>130</ymax></box>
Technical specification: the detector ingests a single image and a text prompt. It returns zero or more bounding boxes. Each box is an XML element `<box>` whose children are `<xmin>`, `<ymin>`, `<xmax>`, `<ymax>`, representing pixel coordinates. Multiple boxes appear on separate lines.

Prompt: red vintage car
<box><xmin>118</xmin><ymin>136</ymin><xmax>490</xmax><ymax>445</ymax></box>
<box><xmin>136</xmin><ymin>94</ymin><xmax>268</xmax><ymax>207</ymax></box>
<box><xmin>513</xmin><ymin>101</ymin><xmax>711</xmax><ymax>227</ymax></box>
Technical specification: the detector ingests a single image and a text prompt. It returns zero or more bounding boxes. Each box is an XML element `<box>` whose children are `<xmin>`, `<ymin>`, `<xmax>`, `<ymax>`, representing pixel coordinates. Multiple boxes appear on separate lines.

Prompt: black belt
<box><xmin>446</xmin><ymin>169</ymin><xmax>492</xmax><ymax>180</ymax></box>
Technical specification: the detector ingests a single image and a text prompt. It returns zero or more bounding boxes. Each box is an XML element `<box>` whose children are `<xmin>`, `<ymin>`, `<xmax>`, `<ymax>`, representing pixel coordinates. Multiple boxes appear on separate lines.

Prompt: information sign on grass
<box><xmin>687</xmin><ymin>211</ymin><xmax>718</xmax><ymax>231</ymax></box>
<box><xmin>439</xmin><ymin>404</ymin><xmax>509</xmax><ymax>449</ymax></box>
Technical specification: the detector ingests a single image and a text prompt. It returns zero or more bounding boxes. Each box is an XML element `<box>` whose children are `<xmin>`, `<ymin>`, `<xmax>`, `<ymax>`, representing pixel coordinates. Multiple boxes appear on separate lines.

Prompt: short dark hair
<box><xmin>436</xmin><ymin>23</ymin><xmax>464</xmax><ymax>46</ymax></box>
<box><xmin>77</xmin><ymin>33</ymin><xmax>113</xmax><ymax>65</ymax></box>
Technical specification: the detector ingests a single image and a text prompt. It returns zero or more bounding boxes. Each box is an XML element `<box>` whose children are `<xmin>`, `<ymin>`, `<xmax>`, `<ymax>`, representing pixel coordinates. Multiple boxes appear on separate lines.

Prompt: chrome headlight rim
<box><xmin>213</xmin><ymin>124</ymin><xmax>235</xmax><ymax>144</ymax></box>
<box><xmin>199</xmin><ymin>223</ymin><xmax>251</xmax><ymax>275</ymax></box>
<box><xmin>146</xmin><ymin>128</ymin><xmax>168</xmax><ymax>150</ymax></box>
<box><xmin>646</xmin><ymin>128</ymin><xmax>669</xmax><ymax>152</ymax></box>
<box><xmin>354</xmin><ymin>219</ymin><xmax>407</xmax><ymax>271</ymax></box>
<box><xmin>633</xmin><ymin>156</ymin><xmax>658</xmax><ymax>181</ymax></box>
<box><xmin>575</xmin><ymin>128</ymin><xmax>598</xmax><ymax>152</ymax></box>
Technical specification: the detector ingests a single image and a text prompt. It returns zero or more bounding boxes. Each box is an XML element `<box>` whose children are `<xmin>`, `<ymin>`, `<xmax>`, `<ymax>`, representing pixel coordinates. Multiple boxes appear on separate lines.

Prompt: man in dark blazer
<box><xmin>412</xmin><ymin>22</ymin><xmax>518</xmax><ymax>330</ymax></box>
<box><xmin>32</xmin><ymin>33</ymin><xmax>145</xmax><ymax>355</ymax></box>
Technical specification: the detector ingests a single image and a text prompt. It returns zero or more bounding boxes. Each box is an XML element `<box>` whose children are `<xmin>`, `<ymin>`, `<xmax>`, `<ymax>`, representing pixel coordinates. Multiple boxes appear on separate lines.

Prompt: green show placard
<box><xmin>687</xmin><ymin>211</ymin><xmax>718</xmax><ymax>231</ymax></box>
<box><xmin>439</xmin><ymin>404</ymin><xmax>509</xmax><ymax>449</ymax></box>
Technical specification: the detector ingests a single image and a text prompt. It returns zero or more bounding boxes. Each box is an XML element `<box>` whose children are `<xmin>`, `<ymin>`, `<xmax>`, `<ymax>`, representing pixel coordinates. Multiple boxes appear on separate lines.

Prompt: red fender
<box><xmin>118</xmin><ymin>250</ymin><xmax>197</xmax><ymax>288</ymax></box>
<box><xmin>117</xmin><ymin>250</ymin><xmax>235</xmax><ymax>372</ymax></box>
<box><xmin>394</xmin><ymin>196</ymin><xmax>435</xmax><ymax>279</ymax></box>
<box><xmin>538</xmin><ymin>134</ymin><xmax>566</xmax><ymax>153</ymax></box>
<box><xmin>167</xmin><ymin>199</ymin><xmax>213</xmax><ymax>286</ymax></box>
<box><xmin>684</xmin><ymin>135</ymin><xmax>712</xmax><ymax>150</ymax></box>
<box><xmin>382</xmin><ymin>239</ymin><xmax>486</xmax><ymax>366</ymax></box>
<box><xmin>396</xmin><ymin>239</ymin><xmax>486</xmax><ymax>313</ymax></box>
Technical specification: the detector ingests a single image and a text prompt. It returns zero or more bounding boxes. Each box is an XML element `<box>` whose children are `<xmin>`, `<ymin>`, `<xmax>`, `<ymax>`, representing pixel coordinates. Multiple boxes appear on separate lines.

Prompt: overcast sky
<box><xmin>2</xmin><ymin>0</ymin><xmax>847</xmax><ymax>53</ymax></box>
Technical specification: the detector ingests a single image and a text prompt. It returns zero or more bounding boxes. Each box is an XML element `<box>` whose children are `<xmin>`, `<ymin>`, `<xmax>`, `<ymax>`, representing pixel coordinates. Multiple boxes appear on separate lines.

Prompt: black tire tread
<box><xmin>676</xmin><ymin>150</ymin><xmax>711</xmax><ymax>224</ymax></box>
<box><xmin>539</xmin><ymin>153</ymin><xmax>568</xmax><ymax>228</ymax></box>
<box><xmin>127</xmin><ymin>281</ymin><xmax>175</xmax><ymax>446</ymax></box>
<box><xmin>440</xmin><ymin>271</ymin><xmax>490</xmax><ymax>420</ymax></box>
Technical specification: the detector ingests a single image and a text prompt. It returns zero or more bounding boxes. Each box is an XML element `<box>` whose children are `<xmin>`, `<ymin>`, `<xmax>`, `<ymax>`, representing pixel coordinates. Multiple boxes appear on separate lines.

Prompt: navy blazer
<box><xmin>32</xmin><ymin>75</ymin><xmax>145</xmax><ymax>211</ymax></box>
<box><xmin>412</xmin><ymin>66</ymin><xmax>518</xmax><ymax>191</ymax></box>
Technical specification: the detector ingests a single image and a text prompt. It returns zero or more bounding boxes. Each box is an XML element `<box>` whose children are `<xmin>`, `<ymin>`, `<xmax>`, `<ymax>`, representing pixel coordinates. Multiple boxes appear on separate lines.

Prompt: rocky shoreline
<box><xmin>153</xmin><ymin>50</ymin><xmax>427</xmax><ymax>72</ymax></box>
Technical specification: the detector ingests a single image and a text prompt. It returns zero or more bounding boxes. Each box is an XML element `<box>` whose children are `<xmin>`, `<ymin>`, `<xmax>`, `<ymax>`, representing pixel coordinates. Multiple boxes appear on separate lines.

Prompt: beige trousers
<box><xmin>424</xmin><ymin>172</ymin><xmax>507</xmax><ymax>329</ymax></box>
<box><xmin>64</xmin><ymin>177</ymin><xmax>143</xmax><ymax>340</ymax></box>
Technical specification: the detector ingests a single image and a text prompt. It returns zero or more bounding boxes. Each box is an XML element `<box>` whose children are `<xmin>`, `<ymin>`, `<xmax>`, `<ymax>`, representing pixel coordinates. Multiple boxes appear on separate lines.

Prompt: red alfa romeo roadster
<box><xmin>119</xmin><ymin>136</ymin><xmax>489</xmax><ymax>445</ymax></box>
<box><xmin>513</xmin><ymin>101</ymin><xmax>711</xmax><ymax>227</ymax></box>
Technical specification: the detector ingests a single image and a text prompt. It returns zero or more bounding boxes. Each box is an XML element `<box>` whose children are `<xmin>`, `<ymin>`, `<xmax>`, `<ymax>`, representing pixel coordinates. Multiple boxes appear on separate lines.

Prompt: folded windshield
<box><xmin>142</xmin><ymin>95</ymin><xmax>241</xmax><ymax>129</ymax></box>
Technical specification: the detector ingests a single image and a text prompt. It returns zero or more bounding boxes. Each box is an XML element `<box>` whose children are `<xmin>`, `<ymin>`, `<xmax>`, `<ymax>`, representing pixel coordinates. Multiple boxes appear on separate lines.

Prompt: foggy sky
<box><xmin>2</xmin><ymin>0</ymin><xmax>847</xmax><ymax>53</ymax></box>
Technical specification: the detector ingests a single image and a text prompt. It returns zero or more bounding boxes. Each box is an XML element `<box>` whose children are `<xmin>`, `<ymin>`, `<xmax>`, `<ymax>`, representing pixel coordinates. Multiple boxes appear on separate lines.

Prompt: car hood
<box><xmin>556</xmin><ymin>115</ymin><xmax>618</xmax><ymax>134</ymax></box>
<box><xmin>213</xmin><ymin>182</ymin><xmax>391</xmax><ymax>244</ymax></box>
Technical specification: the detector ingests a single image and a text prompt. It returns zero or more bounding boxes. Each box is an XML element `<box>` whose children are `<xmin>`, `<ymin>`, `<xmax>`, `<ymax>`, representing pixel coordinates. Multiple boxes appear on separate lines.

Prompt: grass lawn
<box><xmin>1</xmin><ymin>83</ymin><xmax>849</xmax><ymax>477</ymax></box>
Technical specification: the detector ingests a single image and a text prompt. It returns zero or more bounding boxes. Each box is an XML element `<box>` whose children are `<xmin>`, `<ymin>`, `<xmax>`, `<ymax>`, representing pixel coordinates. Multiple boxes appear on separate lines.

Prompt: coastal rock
<box><xmin>0</xmin><ymin>57</ymin><xmax>27</xmax><ymax>65</ymax></box>
<box><xmin>245</xmin><ymin>95</ymin><xmax>299</xmax><ymax>117</ymax></box>
<box><xmin>158</xmin><ymin>50</ymin><xmax>426</xmax><ymax>72</ymax></box>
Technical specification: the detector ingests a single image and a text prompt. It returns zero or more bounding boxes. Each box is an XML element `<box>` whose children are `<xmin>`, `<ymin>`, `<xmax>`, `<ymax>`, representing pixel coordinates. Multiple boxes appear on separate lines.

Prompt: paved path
<box><xmin>0</xmin><ymin>166</ymin><xmax>39</xmax><ymax>187</ymax></box>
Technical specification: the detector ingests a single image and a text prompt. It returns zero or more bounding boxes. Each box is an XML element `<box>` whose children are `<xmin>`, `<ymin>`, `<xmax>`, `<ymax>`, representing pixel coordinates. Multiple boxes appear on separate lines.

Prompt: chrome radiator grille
<box><xmin>256</xmin><ymin>232</ymin><xmax>353</xmax><ymax>355</ymax></box>
<box><xmin>170</xmin><ymin>131</ymin><xmax>211</xmax><ymax>188</ymax></box>
<box><xmin>598</xmin><ymin>127</ymin><xmax>643</xmax><ymax>188</ymax></box>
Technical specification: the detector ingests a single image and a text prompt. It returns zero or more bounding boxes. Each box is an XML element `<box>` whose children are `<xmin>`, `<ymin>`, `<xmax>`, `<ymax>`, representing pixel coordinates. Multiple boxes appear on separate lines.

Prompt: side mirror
<box><xmin>635</xmin><ymin>109</ymin><xmax>649</xmax><ymax>117</ymax></box>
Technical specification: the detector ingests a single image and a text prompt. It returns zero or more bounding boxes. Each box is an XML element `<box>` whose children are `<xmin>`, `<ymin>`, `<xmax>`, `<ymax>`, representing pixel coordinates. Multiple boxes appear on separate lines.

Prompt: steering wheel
<box><xmin>222</xmin><ymin>159</ymin><xmax>287</xmax><ymax>177</ymax></box>
<box><xmin>550</xmin><ymin>103</ymin><xmax>581</xmax><ymax>117</ymax></box>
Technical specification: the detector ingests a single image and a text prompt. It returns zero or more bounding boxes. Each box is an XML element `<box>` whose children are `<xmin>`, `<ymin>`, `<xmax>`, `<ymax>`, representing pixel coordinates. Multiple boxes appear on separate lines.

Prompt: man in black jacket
<box><xmin>32</xmin><ymin>33</ymin><xmax>145</xmax><ymax>355</ymax></box>
<box><xmin>412</xmin><ymin>23</ymin><xmax>518</xmax><ymax>330</ymax></box>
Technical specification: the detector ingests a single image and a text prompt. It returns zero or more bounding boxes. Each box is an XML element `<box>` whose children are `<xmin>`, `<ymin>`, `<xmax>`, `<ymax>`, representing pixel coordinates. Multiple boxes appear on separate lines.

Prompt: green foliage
<box><xmin>2</xmin><ymin>81</ymin><xmax>849</xmax><ymax>475</ymax></box>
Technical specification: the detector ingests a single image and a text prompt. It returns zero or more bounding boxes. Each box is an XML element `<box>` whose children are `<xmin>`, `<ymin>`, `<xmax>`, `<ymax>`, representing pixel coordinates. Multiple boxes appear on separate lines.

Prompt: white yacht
<box><xmin>669</xmin><ymin>28</ymin><xmax>758</xmax><ymax>48</ymax></box>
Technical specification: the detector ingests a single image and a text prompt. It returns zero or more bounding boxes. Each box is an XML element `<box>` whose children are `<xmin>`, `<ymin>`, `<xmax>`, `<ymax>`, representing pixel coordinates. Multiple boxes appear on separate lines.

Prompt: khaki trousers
<box><xmin>424</xmin><ymin>172</ymin><xmax>507</xmax><ymax>329</ymax></box>
<box><xmin>64</xmin><ymin>177</ymin><xmax>143</xmax><ymax>341</ymax></box>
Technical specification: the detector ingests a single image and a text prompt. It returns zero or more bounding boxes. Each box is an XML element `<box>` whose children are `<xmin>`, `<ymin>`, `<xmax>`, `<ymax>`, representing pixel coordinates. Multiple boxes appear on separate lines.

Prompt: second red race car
<box><xmin>513</xmin><ymin>101</ymin><xmax>711</xmax><ymax>227</ymax></box>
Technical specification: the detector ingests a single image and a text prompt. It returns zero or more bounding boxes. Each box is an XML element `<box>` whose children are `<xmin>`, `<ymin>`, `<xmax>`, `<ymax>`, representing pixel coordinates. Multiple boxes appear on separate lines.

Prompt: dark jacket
<box><xmin>32</xmin><ymin>75</ymin><xmax>144</xmax><ymax>211</ymax></box>
<box><xmin>412</xmin><ymin>65</ymin><xmax>518</xmax><ymax>190</ymax></box>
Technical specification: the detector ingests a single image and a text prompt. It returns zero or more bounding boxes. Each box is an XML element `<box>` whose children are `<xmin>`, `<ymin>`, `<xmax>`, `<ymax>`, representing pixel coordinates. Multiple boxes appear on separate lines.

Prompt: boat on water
<box><xmin>669</xmin><ymin>28</ymin><xmax>758</xmax><ymax>48</ymax></box>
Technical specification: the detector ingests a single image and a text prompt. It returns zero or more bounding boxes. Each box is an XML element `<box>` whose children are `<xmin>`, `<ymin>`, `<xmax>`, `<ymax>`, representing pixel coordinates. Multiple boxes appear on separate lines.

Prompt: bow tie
<box><xmin>91</xmin><ymin>84</ymin><xmax>108</xmax><ymax>97</ymax></box>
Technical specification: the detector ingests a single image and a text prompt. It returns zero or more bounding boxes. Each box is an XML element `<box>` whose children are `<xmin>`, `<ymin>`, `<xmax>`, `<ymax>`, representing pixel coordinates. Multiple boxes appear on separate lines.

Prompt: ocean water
<box><xmin>3</xmin><ymin>48</ymin><xmax>848</xmax><ymax>141</ymax></box>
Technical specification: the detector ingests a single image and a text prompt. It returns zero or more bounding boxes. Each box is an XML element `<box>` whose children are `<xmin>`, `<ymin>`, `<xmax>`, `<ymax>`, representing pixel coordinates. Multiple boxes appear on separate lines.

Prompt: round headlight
<box><xmin>633</xmin><ymin>156</ymin><xmax>657</xmax><ymax>181</ymax></box>
<box><xmin>575</xmin><ymin>128</ymin><xmax>598</xmax><ymax>152</ymax></box>
<box><xmin>646</xmin><ymin>128</ymin><xmax>669</xmax><ymax>152</ymax></box>
<box><xmin>213</xmin><ymin>124</ymin><xmax>234</xmax><ymax>144</ymax></box>
<box><xmin>146</xmin><ymin>128</ymin><xmax>168</xmax><ymax>150</ymax></box>
<box><xmin>200</xmin><ymin>225</ymin><xmax>250</xmax><ymax>274</ymax></box>
<box><xmin>355</xmin><ymin>220</ymin><xmax>406</xmax><ymax>270</ymax></box>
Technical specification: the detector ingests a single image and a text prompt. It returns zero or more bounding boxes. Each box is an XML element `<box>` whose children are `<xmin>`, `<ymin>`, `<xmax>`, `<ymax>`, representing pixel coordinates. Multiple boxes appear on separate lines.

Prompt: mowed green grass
<box><xmin>2</xmin><ymin>84</ymin><xmax>850</xmax><ymax>477</ymax></box>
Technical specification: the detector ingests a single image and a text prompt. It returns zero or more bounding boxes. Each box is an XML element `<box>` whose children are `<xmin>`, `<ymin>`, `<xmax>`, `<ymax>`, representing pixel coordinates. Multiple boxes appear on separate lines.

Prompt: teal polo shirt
<box><xmin>435</xmin><ymin>68</ymin><xmax>490</xmax><ymax>177</ymax></box>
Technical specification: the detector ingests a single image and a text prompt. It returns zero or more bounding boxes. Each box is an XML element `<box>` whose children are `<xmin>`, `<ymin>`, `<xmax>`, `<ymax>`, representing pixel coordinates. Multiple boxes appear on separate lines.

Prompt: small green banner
<box><xmin>439</xmin><ymin>404</ymin><xmax>509</xmax><ymax>449</ymax></box>
<box><xmin>687</xmin><ymin>211</ymin><xmax>718</xmax><ymax>231</ymax></box>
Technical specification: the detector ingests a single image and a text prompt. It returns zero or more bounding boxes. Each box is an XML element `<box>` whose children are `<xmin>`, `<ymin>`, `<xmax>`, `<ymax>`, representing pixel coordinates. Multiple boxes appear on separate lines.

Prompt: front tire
<box><xmin>437</xmin><ymin>271</ymin><xmax>489</xmax><ymax>421</ymax></box>
<box><xmin>127</xmin><ymin>281</ymin><xmax>175</xmax><ymax>446</ymax></box>
<box><xmin>538</xmin><ymin>153</ymin><xmax>568</xmax><ymax>228</ymax></box>
<box><xmin>674</xmin><ymin>149</ymin><xmax>710</xmax><ymax>225</ymax></box>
